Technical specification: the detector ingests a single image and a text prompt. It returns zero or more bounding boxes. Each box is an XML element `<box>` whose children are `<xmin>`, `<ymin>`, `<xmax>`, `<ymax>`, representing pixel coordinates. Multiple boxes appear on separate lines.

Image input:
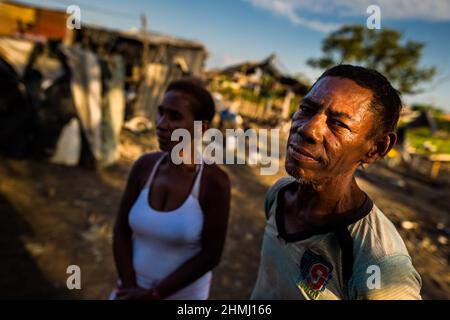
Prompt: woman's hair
<box><xmin>165</xmin><ymin>78</ymin><xmax>216</xmax><ymax>122</ymax></box>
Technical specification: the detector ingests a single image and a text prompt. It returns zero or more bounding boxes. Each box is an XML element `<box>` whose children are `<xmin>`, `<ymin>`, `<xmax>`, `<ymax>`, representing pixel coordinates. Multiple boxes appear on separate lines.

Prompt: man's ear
<box><xmin>362</xmin><ymin>132</ymin><xmax>397</xmax><ymax>164</ymax></box>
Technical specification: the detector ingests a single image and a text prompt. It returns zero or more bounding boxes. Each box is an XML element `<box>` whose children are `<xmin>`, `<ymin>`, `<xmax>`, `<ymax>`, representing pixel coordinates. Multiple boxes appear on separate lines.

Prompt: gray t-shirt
<box><xmin>251</xmin><ymin>177</ymin><xmax>422</xmax><ymax>300</ymax></box>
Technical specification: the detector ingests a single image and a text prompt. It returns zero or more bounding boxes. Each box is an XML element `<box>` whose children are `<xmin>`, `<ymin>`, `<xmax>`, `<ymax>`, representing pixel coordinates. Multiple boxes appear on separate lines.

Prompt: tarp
<box><xmin>0</xmin><ymin>2</ymin><xmax>67</xmax><ymax>40</ymax></box>
<box><xmin>134</xmin><ymin>62</ymin><xmax>169</xmax><ymax>120</ymax></box>
<box><xmin>101</xmin><ymin>54</ymin><xmax>125</xmax><ymax>166</ymax></box>
<box><xmin>0</xmin><ymin>53</ymin><xmax>34</xmax><ymax>157</ymax></box>
<box><xmin>0</xmin><ymin>2</ymin><xmax>35</xmax><ymax>36</ymax></box>
<box><xmin>60</xmin><ymin>44</ymin><xmax>126</xmax><ymax>167</ymax></box>
<box><xmin>50</xmin><ymin>117</ymin><xmax>81</xmax><ymax>166</ymax></box>
<box><xmin>34</xmin><ymin>51</ymin><xmax>65</xmax><ymax>90</ymax></box>
<box><xmin>61</xmin><ymin>44</ymin><xmax>103</xmax><ymax>162</ymax></box>
<box><xmin>0</xmin><ymin>37</ymin><xmax>35</xmax><ymax>77</ymax></box>
<box><xmin>0</xmin><ymin>36</ymin><xmax>125</xmax><ymax>167</ymax></box>
<box><xmin>33</xmin><ymin>9</ymin><xmax>67</xmax><ymax>40</ymax></box>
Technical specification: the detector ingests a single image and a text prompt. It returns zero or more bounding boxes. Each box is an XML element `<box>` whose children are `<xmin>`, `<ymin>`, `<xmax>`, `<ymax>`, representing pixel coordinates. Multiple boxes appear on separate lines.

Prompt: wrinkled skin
<box><xmin>286</xmin><ymin>76</ymin><xmax>394</xmax><ymax>185</ymax></box>
<box><xmin>282</xmin><ymin>76</ymin><xmax>396</xmax><ymax>229</ymax></box>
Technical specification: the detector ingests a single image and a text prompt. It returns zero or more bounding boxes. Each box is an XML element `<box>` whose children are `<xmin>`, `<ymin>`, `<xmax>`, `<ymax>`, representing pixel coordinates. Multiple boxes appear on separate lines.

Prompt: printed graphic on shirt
<box><xmin>297</xmin><ymin>250</ymin><xmax>333</xmax><ymax>299</ymax></box>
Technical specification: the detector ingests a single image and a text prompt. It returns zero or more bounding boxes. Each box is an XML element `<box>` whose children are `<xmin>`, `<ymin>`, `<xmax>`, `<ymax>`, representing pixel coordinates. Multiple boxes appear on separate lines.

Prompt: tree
<box><xmin>307</xmin><ymin>25</ymin><xmax>436</xmax><ymax>94</ymax></box>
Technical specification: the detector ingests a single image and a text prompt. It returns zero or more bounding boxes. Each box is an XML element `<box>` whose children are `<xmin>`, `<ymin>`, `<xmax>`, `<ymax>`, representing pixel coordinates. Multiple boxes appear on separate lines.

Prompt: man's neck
<box><xmin>293</xmin><ymin>171</ymin><xmax>365</xmax><ymax>226</ymax></box>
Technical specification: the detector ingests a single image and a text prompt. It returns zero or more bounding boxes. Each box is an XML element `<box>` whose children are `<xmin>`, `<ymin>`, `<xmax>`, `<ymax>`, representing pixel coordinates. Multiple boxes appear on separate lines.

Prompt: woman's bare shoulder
<box><xmin>130</xmin><ymin>151</ymin><xmax>165</xmax><ymax>186</ymax></box>
<box><xmin>134</xmin><ymin>151</ymin><xmax>164</xmax><ymax>168</ymax></box>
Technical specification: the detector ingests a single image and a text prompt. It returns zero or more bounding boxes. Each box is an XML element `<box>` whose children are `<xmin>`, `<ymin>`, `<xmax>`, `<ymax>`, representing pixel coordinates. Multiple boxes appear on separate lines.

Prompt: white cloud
<box><xmin>245</xmin><ymin>0</ymin><xmax>450</xmax><ymax>32</ymax></box>
<box><xmin>244</xmin><ymin>0</ymin><xmax>340</xmax><ymax>32</ymax></box>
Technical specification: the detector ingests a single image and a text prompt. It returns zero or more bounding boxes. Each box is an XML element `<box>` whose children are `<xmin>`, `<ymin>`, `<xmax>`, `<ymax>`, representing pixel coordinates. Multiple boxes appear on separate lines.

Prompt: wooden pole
<box><xmin>141</xmin><ymin>14</ymin><xmax>149</xmax><ymax>79</ymax></box>
<box><xmin>135</xmin><ymin>14</ymin><xmax>149</xmax><ymax>117</ymax></box>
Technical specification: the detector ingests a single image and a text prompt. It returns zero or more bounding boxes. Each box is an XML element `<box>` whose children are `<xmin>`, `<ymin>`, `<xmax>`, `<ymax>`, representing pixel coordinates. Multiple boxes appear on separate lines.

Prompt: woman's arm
<box><xmin>153</xmin><ymin>165</ymin><xmax>231</xmax><ymax>299</ymax></box>
<box><xmin>112</xmin><ymin>153</ymin><xmax>155</xmax><ymax>289</ymax></box>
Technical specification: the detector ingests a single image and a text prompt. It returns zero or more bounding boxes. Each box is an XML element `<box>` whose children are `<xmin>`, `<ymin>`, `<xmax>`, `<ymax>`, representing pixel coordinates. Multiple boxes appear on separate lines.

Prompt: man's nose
<box><xmin>296</xmin><ymin>113</ymin><xmax>326</xmax><ymax>144</ymax></box>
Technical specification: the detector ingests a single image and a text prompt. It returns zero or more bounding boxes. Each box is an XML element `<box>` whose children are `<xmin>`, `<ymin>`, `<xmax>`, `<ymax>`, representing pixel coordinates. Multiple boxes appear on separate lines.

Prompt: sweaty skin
<box><xmin>283</xmin><ymin>76</ymin><xmax>396</xmax><ymax>232</ymax></box>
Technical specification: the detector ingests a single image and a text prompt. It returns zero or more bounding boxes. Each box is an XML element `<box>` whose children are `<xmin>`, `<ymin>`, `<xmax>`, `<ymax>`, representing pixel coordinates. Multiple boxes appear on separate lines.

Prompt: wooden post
<box><xmin>141</xmin><ymin>14</ymin><xmax>149</xmax><ymax>77</ymax></box>
<box><xmin>429</xmin><ymin>154</ymin><xmax>450</xmax><ymax>180</ymax></box>
<box><xmin>430</xmin><ymin>161</ymin><xmax>441</xmax><ymax>180</ymax></box>
<box><xmin>134</xmin><ymin>14</ymin><xmax>150</xmax><ymax>118</ymax></box>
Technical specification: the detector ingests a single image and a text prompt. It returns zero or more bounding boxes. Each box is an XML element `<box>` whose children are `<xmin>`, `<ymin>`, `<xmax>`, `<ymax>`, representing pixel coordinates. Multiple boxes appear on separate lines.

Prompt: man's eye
<box><xmin>300</xmin><ymin>105</ymin><xmax>312</xmax><ymax>112</ymax></box>
<box><xmin>299</xmin><ymin>105</ymin><xmax>315</xmax><ymax>115</ymax></box>
<box><xmin>331</xmin><ymin>119</ymin><xmax>348</xmax><ymax>129</ymax></box>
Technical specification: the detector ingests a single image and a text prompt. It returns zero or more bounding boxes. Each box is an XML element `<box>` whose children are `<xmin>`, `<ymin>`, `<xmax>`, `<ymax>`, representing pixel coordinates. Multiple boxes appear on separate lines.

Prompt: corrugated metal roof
<box><xmin>84</xmin><ymin>24</ymin><xmax>205</xmax><ymax>50</ymax></box>
<box><xmin>2</xmin><ymin>1</ymin><xmax>205</xmax><ymax>50</ymax></box>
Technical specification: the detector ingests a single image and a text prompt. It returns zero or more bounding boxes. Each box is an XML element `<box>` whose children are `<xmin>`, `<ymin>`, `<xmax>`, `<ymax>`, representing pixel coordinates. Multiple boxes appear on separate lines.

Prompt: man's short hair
<box><xmin>166</xmin><ymin>78</ymin><xmax>216</xmax><ymax>122</ymax></box>
<box><xmin>313</xmin><ymin>64</ymin><xmax>402</xmax><ymax>135</ymax></box>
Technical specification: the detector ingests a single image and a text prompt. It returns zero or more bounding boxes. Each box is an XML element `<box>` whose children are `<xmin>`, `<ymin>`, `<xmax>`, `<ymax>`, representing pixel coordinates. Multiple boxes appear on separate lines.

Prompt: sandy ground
<box><xmin>0</xmin><ymin>129</ymin><xmax>449</xmax><ymax>299</ymax></box>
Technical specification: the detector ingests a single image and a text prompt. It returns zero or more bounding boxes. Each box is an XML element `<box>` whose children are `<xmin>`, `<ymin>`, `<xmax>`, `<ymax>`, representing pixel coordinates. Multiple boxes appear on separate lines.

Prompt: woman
<box><xmin>112</xmin><ymin>79</ymin><xmax>231</xmax><ymax>300</ymax></box>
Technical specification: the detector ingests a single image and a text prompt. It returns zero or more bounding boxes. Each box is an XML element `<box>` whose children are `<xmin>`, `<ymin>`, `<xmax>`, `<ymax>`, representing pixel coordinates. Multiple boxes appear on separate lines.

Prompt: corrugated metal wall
<box><xmin>76</xmin><ymin>27</ymin><xmax>207</xmax><ymax>122</ymax></box>
<box><xmin>135</xmin><ymin>44</ymin><xmax>207</xmax><ymax>121</ymax></box>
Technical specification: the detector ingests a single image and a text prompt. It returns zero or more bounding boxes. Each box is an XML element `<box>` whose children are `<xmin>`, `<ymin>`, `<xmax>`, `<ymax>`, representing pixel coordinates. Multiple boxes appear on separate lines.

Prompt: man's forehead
<box><xmin>305</xmin><ymin>76</ymin><xmax>373</xmax><ymax>113</ymax></box>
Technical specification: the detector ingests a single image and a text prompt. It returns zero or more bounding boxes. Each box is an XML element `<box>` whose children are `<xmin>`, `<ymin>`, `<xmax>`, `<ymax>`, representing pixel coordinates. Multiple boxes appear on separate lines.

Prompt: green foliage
<box><xmin>239</xmin><ymin>86</ymin><xmax>261</xmax><ymax>103</ymax></box>
<box><xmin>407</xmin><ymin>126</ymin><xmax>450</xmax><ymax>154</ymax></box>
<box><xmin>411</xmin><ymin>104</ymin><xmax>445</xmax><ymax>117</ymax></box>
<box><xmin>307</xmin><ymin>24</ymin><xmax>436</xmax><ymax>94</ymax></box>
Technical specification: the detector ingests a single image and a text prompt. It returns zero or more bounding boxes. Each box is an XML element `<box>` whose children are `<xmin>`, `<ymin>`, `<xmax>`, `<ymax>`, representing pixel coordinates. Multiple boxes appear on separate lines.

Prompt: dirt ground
<box><xmin>0</xmin><ymin>129</ymin><xmax>449</xmax><ymax>299</ymax></box>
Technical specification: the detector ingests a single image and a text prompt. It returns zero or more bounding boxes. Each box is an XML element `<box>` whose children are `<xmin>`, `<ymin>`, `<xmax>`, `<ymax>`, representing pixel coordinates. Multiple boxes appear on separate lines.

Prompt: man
<box><xmin>251</xmin><ymin>65</ymin><xmax>421</xmax><ymax>300</ymax></box>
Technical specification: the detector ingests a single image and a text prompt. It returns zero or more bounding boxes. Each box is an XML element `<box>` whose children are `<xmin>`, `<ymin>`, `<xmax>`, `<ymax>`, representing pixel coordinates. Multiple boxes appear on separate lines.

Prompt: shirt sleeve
<box><xmin>349</xmin><ymin>254</ymin><xmax>422</xmax><ymax>300</ymax></box>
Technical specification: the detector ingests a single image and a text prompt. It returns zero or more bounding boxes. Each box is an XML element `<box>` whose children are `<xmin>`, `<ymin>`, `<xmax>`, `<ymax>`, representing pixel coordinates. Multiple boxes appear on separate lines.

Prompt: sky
<box><xmin>16</xmin><ymin>0</ymin><xmax>450</xmax><ymax>111</ymax></box>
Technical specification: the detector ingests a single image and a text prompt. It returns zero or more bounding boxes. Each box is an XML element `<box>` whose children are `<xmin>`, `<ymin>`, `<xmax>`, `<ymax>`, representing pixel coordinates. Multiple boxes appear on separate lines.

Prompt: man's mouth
<box><xmin>288</xmin><ymin>143</ymin><xmax>319</xmax><ymax>163</ymax></box>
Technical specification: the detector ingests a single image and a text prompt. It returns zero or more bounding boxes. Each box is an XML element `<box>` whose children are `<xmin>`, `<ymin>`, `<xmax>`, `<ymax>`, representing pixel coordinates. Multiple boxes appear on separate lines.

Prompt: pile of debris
<box><xmin>0</xmin><ymin>37</ymin><xmax>125</xmax><ymax>168</ymax></box>
<box><xmin>0</xmin><ymin>1</ymin><xmax>208</xmax><ymax>169</ymax></box>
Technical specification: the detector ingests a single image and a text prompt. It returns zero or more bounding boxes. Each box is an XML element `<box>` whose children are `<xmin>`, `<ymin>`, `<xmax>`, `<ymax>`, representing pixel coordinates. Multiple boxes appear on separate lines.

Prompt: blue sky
<box><xmin>18</xmin><ymin>0</ymin><xmax>450</xmax><ymax>111</ymax></box>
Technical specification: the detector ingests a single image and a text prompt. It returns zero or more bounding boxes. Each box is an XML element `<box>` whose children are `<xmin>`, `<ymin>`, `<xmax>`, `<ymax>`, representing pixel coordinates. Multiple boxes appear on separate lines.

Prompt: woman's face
<box><xmin>156</xmin><ymin>90</ymin><xmax>196</xmax><ymax>152</ymax></box>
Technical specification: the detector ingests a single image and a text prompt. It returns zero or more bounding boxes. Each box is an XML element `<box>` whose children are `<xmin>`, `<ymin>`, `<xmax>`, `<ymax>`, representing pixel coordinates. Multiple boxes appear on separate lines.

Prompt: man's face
<box><xmin>285</xmin><ymin>76</ymin><xmax>377</xmax><ymax>183</ymax></box>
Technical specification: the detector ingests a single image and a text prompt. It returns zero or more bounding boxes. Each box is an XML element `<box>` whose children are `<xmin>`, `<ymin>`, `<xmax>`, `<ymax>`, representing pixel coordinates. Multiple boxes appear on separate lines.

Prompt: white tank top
<box><xmin>128</xmin><ymin>153</ymin><xmax>212</xmax><ymax>300</ymax></box>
